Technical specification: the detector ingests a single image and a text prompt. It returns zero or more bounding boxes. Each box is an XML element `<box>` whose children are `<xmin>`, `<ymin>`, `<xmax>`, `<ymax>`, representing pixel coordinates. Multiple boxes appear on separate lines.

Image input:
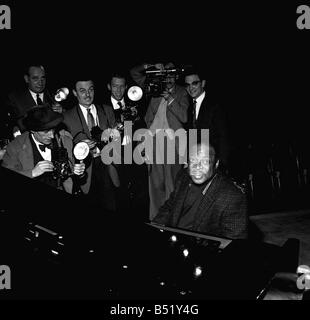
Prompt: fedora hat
<box><xmin>23</xmin><ymin>105</ymin><xmax>64</xmax><ymax>131</ymax></box>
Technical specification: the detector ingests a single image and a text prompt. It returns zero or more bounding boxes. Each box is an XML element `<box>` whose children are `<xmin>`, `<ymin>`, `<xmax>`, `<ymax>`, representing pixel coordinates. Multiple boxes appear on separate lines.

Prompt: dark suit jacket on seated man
<box><xmin>152</xmin><ymin>142</ymin><xmax>248</xmax><ymax>240</ymax></box>
<box><xmin>1</xmin><ymin>105</ymin><xmax>85</xmax><ymax>194</ymax></box>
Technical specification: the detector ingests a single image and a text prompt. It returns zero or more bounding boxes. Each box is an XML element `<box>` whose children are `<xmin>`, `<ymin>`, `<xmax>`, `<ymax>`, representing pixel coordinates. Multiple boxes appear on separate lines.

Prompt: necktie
<box><xmin>117</xmin><ymin>101</ymin><xmax>124</xmax><ymax>109</ymax></box>
<box><xmin>36</xmin><ymin>93</ymin><xmax>43</xmax><ymax>105</ymax></box>
<box><xmin>87</xmin><ymin>108</ymin><xmax>95</xmax><ymax>131</ymax></box>
<box><xmin>39</xmin><ymin>144</ymin><xmax>51</xmax><ymax>152</ymax></box>
<box><xmin>115</xmin><ymin>102</ymin><xmax>123</xmax><ymax>123</ymax></box>
<box><xmin>192</xmin><ymin>99</ymin><xmax>197</xmax><ymax>128</ymax></box>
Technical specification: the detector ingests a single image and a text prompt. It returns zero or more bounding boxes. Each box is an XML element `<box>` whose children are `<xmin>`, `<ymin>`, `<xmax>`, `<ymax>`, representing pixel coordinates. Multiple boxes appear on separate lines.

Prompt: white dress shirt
<box><xmin>111</xmin><ymin>97</ymin><xmax>125</xmax><ymax>110</ymax></box>
<box><xmin>31</xmin><ymin>133</ymin><xmax>51</xmax><ymax>161</ymax></box>
<box><xmin>29</xmin><ymin>90</ymin><xmax>44</xmax><ymax>105</ymax></box>
<box><xmin>79</xmin><ymin>104</ymin><xmax>98</xmax><ymax>127</ymax></box>
<box><xmin>194</xmin><ymin>91</ymin><xmax>206</xmax><ymax>120</ymax></box>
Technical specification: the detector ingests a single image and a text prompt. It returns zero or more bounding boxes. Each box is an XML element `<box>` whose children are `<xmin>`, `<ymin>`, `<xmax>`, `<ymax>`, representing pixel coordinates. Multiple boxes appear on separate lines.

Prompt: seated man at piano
<box><xmin>152</xmin><ymin>141</ymin><xmax>248</xmax><ymax>239</ymax></box>
<box><xmin>1</xmin><ymin>105</ymin><xmax>85</xmax><ymax>193</ymax></box>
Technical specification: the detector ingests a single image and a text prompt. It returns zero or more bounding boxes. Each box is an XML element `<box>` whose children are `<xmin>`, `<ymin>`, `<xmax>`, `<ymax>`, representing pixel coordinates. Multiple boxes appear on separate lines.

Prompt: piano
<box><xmin>0</xmin><ymin>166</ymin><xmax>299</xmax><ymax>300</ymax></box>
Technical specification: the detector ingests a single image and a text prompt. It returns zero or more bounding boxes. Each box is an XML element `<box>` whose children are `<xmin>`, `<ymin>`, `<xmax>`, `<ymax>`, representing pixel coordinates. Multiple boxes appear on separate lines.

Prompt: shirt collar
<box><xmin>195</xmin><ymin>91</ymin><xmax>205</xmax><ymax>104</ymax></box>
<box><xmin>79</xmin><ymin>103</ymin><xmax>95</xmax><ymax>111</ymax></box>
<box><xmin>29</xmin><ymin>90</ymin><xmax>43</xmax><ymax>99</ymax></box>
<box><xmin>111</xmin><ymin>96</ymin><xmax>124</xmax><ymax>110</ymax></box>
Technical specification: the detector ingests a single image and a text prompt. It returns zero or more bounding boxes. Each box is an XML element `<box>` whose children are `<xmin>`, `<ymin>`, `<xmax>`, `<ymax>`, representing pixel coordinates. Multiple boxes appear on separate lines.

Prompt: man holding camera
<box><xmin>130</xmin><ymin>62</ymin><xmax>190</xmax><ymax>220</ymax></box>
<box><xmin>1</xmin><ymin>105</ymin><xmax>85</xmax><ymax>194</ymax></box>
<box><xmin>63</xmin><ymin>77</ymin><xmax>120</xmax><ymax>213</ymax></box>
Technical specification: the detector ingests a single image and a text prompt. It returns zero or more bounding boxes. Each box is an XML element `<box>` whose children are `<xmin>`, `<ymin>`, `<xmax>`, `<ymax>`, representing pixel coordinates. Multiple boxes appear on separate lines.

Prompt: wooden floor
<box><xmin>250</xmin><ymin>209</ymin><xmax>310</xmax><ymax>267</ymax></box>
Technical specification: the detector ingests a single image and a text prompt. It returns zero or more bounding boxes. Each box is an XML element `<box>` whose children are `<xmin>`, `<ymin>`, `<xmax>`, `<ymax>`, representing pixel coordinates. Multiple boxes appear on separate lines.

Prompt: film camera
<box><xmin>51</xmin><ymin>140</ymin><xmax>89</xmax><ymax>182</ymax></box>
<box><xmin>90</xmin><ymin>126</ymin><xmax>108</xmax><ymax>150</ymax></box>
<box><xmin>51</xmin><ymin>146</ymin><xmax>72</xmax><ymax>181</ymax></box>
<box><xmin>144</xmin><ymin>66</ymin><xmax>185</xmax><ymax>97</ymax></box>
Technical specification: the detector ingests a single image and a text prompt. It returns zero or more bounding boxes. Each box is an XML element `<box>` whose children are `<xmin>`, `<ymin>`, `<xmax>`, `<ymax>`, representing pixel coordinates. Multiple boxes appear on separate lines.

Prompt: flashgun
<box><xmin>55</xmin><ymin>87</ymin><xmax>70</xmax><ymax>102</ymax></box>
<box><xmin>127</xmin><ymin>86</ymin><xmax>143</xmax><ymax>102</ymax></box>
<box><xmin>73</xmin><ymin>141</ymin><xmax>90</xmax><ymax>162</ymax></box>
<box><xmin>193</xmin><ymin>266</ymin><xmax>203</xmax><ymax>278</ymax></box>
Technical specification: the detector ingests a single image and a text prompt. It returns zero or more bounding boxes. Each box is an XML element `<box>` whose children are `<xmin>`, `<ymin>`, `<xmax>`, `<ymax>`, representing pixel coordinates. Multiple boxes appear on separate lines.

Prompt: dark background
<box><xmin>1</xmin><ymin>1</ymin><xmax>309</xmax><ymax>212</ymax></box>
<box><xmin>1</xmin><ymin>1</ymin><xmax>307</xmax><ymax>145</ymax></box>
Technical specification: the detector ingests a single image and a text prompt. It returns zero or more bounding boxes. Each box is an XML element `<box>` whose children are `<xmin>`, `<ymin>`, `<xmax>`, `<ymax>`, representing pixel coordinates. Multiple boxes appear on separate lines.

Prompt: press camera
<box><xmin>51</xmin><ymin>146</ymin><xmax>72</xmax><ymax>181</ymax></box>
<box><xmin>145</xmin><ymin>66</ymin><xmax>185</xmax><ymax>97</ymax></box>
<box><xmin>51</xmin><ymin>140</ymin><xmax>89</xmax><ymax>181</ymax></box>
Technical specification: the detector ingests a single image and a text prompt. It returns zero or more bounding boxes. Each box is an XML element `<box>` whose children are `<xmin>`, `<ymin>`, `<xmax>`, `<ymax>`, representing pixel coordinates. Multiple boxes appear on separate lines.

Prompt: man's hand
<box><xmin>73</xmin><ymin>163</ymin><xmax>85</xmax><ymax>176</ymax></box>
<box><xmin>161</xmin><ymin>90</ymin><xmax>174</xmax><ymax>103</ymax></box>
<box><xmin>52</xmin><ymin>103</ymin><xmax>63</xmax><ymax>113</ymax></box>
<box><xmin>82</xmin><ymin>139</ymin><xmax>97</xmax><ymax>150</ymax></box>
<box><xmin>32</xmin><ymin>160</ymin><xmax>54</xmax><ymax>178</ymax></box>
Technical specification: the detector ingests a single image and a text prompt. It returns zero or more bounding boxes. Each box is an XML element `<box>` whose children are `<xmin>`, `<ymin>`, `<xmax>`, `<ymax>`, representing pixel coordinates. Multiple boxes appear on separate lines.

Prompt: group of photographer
<box><xmin>0</xmin><ymin>60</ymin><xmax>239</xmax><ymax>236</ymax></box>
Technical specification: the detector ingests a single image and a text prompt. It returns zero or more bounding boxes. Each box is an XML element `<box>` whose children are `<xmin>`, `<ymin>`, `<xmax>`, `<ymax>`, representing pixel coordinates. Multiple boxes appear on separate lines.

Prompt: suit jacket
<box><xmin>6</xmin><ymin>87</ymin><xmax>54</xmax><ymax>132</ymax></box>
<box><xmin>1</xmin><ymin>130</ymin><xmax>75</xmax><ymax>193</ymax></box>
<box><xmin>187</xmin><ymin>95</ymin><xmax>230</xmax><ymax>167</ymax></box>
<box><xmin>130</xmin><ymin>64</ymin><xmax>189</xmax><ymax>131</ymax></box>
<box><xmin>153</xmin><ymin>169</ymin><xmax>248</xmax><ymax>239</ymax></box>
<box><xmin>63</xmin><ymin>104</ymin><xmax>116</xmax><ymax>143</ymax></box>
<box><xmin>144</xmin><ymin>84</ymin><xmax>189</xmax><ymax>131</ymax></box>
<box><xmin>62</xmin><ymin>104</ymin><xmax>118</xmax><ymax>191</ymax></box>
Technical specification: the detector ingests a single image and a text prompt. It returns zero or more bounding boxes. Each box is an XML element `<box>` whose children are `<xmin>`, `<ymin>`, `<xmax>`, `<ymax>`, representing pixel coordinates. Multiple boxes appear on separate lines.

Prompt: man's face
<box><xmin>188</xmin><ymin>144</ymin><xmax>218</xmax><ymax>184</ymax></box>
<box><xmin>24</xmin><ymin>66</ymin><xmax>46</xmax><ymax>94</ymax></box>
<box><xmin>165</xmin><ymin>75</ymin><xmax>176</xmax><ymax>91</ymax></box>
<box><xmin>74</xmin><ymin>80</ymin><xmax>95</xmax><ymax>107</ymax></box>
<box><xmin>185</xmin><ymin>74</ymin><xmax>205</xmax><ymax>99</ymax></box>
<box><xmin>108</xmin><ymin>77</ymin><xmax>126</xmax><ymax>101</ymax></box>
<box><xmin>33</xmin><ymin>129</ymin><xmax>55</xmax><ymax>145</ymax></box>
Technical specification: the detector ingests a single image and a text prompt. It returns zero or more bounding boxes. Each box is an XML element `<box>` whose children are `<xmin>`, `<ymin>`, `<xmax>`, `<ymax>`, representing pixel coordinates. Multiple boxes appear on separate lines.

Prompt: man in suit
<box><xmin>1</xmin><ymin>105</ymin><xmax>85</xmax><ymax>194</ymax></box>
<box><xmin>184</xmin><ymin>67</ymin><xmax>230</xmax><ymax>170</ymax></box>
<box><xmin>152</xmin><ymin>142</ymin><xmax>248</xmax><ymax>240</ymax></box>
<box><xmin>63</xmin><ymin>77</ymin><xmax>120</xmax><ymax>212</ymax></box>
<box><xmin>130</xmin><ymin>62</ymin><xmax>190</xmax><ymax>220</ymax></box>
<box><xmin>5</xmin><ymin>64</ymin><xmax>63</xmax><ymax>135</ymax></box>
<box><xmin>103</xmin><ymin>71</ymin><xmax>148</xmax><ymax>218</ymax></box>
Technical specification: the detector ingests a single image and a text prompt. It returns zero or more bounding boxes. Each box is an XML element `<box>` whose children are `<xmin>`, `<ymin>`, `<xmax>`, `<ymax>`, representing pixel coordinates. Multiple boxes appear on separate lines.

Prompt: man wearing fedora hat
<box><xmin>1</xmin><ymin>105</ymin><xmax>85</xmax><ymax>193</ymax></box>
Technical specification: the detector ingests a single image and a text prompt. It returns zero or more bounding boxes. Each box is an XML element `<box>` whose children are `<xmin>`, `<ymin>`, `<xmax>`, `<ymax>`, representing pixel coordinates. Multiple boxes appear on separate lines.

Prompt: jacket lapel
<box><xmin>96</xmin><ymin>104</ymin><xmax>107</xmax><ymax>130</ymax></box>
<box><xmin>19</xmin><ymin>134</ymin><xmax>35</xmax><ymax>171</ymax></box>
<box><xmin>197</xmin><ymin>95</ymin><xmax>211</xmax><ymax>128</ymax></box>
<box><xmin>171</xmin><ymin>173</ymin><xmax>191</xmax><ymax>226</ymax></box>
<box><xmin>25</xmin><ymin>90</ymin><xmax>37</xmax><ymax>107</ymax></box>
<box><xmin>76</xmin><ymin>105</ymin><xmax>91</xmax><ymax>138</ymax></box>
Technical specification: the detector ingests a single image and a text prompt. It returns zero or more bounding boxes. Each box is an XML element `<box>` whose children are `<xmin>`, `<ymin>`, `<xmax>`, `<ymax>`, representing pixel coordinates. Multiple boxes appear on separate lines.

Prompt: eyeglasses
<box><xmin>185</xmin><ymin>80</ymin><xmax>201</xmax><ymax>88</ymax></box>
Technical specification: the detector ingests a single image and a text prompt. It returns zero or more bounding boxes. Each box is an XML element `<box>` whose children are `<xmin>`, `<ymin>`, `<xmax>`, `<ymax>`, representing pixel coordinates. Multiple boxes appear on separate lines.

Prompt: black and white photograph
<box><xmin>1</xmin><ymin>1</ymin><xmax>310</xmax><ymax>306</ymax></box>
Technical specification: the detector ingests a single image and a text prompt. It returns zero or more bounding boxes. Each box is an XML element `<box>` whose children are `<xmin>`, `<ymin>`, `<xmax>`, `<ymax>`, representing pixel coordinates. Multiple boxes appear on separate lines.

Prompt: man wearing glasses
<box><xmin>184</xmin><ymin>67</ymin><xmax>230</xmax><ymax>171</ymax></box>
<box><xmin>152</xmin><ymin>142</ymin><xmax>248</xmax><ymax>240</ymax></box>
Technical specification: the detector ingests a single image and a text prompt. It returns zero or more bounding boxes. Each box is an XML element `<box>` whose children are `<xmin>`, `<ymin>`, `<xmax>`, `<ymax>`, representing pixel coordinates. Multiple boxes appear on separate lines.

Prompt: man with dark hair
<box><xmin>184</xmin><ymin>67</ymin><xmax>230</xmax><ymax>170</ymax></box>
<box><xmin>63</xmin><ymin>77</ymin><xmax>119</xmax><ymax>212</ymax></box>
<box><xmin>102</xmin><ymin>71</ymin><xmax>148</xmax><ymax>217</ymax></box>
<box><xmin>152</xmin><ymin>142</ymin><xmax>248</xmax><ymax>240</ymax></box>
<box><xmin>1</xmin><ymin>105</ymin><xmax>85</xmax><ymax>193</ymax></box>
<box><xmin>5</xmin><ymin>64</ymin><xmax>63</xmax><ymax>135</ymax></box>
